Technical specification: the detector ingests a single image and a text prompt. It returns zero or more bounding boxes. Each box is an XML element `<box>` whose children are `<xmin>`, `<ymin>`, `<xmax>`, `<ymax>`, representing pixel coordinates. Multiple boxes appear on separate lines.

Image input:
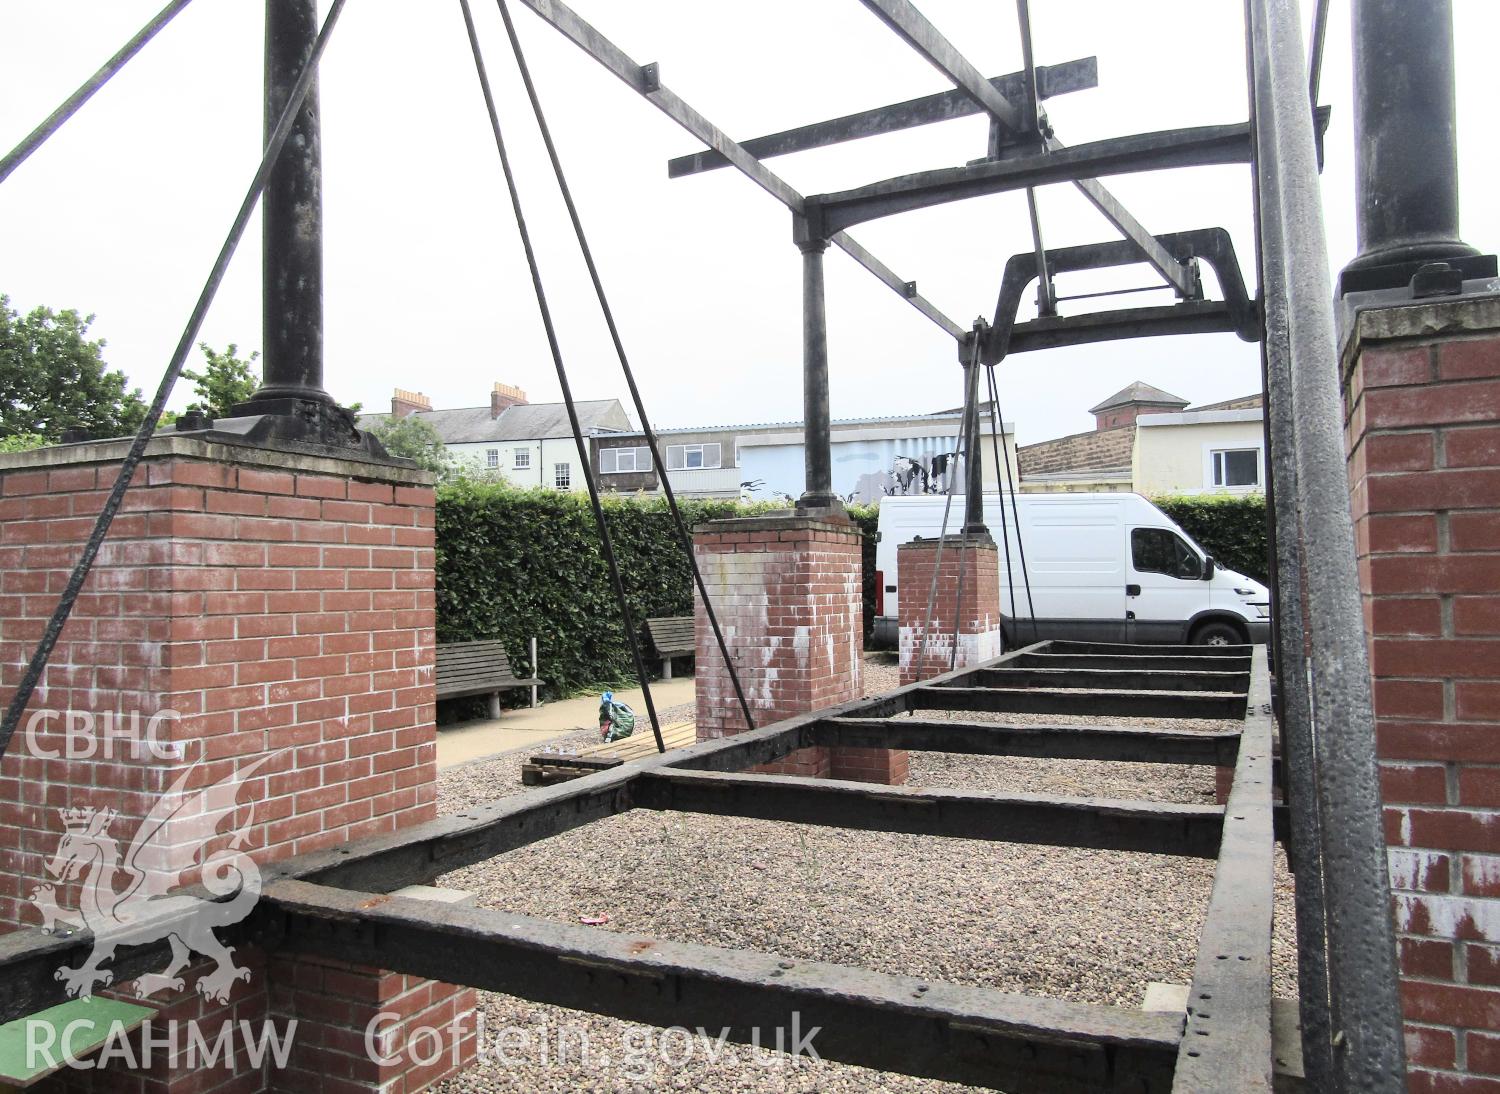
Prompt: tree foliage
<box><xmin>365</xmin><ymin>414</ymin><xmax>455</xmax><ymax>478</ymax></box>
<box><xmin>183</xmin><ymin>342</ymin><xmax>260</xmax><ymax>418</ymax></box>
<box><xmin>0</xmin><ymin>295</ymin><xmax>147</xmax><ymax>442</ymax></box>
<box><xmin>0</xmin><ymin>432</ymin><xmax>46</xmax><ymax>453</ymax></box>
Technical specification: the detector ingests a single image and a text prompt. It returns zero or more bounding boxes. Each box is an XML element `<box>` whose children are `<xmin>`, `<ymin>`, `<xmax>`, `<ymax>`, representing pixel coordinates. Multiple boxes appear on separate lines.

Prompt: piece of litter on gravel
<box><xmin>579</xmin><ymin>914</ymin><xmax>609</xmax><ymax>925</ymax></box>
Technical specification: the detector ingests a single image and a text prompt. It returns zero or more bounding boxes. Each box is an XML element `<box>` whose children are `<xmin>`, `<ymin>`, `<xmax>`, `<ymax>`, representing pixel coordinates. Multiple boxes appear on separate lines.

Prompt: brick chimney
<box><xmin>1088</xmin><ymin>381</ymin><xmax>1189</xmax><ymax>431</ymax></box>
<box><xmin>391</xmin><ymin>388</ymin><xmax>432</xmax><ymax>419</ymax></box>
<box><xmin>491</xmin><ymin>382</ymin><xmax>528</xmax><ymax>418</ymax></box>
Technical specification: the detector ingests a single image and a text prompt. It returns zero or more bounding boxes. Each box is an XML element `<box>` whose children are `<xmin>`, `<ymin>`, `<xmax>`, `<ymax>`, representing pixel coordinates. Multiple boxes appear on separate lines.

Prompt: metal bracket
<box><xmin>980</xmin><ymin>227</ymin><xmax>1257</xmax><ymax>365</ymax></box>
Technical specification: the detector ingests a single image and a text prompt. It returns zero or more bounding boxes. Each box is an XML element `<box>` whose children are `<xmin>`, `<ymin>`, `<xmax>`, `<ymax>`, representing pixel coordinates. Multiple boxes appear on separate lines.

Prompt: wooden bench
<box><xmin>646</xmin><ymin>616</ymin><xmax>695</xmax><ymax>679</ymax></box>
<box><xmin>522</xmin><ymin>720</ymin><xmax>695</xmax><ymax>785</ymax></box>
<box><xmin>435</xmin><ymin>640</ymin><xmax>542</xmax><ymax>718</ymax></box>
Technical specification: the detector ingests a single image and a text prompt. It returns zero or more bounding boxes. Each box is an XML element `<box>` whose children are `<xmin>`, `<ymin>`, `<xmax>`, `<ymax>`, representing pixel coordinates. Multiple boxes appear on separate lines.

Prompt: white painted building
<box><xmin>1133</xmin><ymin>409</ymin><xmax>1266</xmax><ymax>496</ymax></box>
<box><xmin>1017</xmin><ymin>383</ymin><xmax>1266</xmax><ymax>496</ymax></box>
<box><xmin>735</xmin><ymin>411</ymin><xmax>1019</xmax><ymax>503</ymax></box>
<box><xmin>592</xmin><ymin>409</ymin><xmax>1018</xmax><ymax>503</ymax></box>
<box><xmin>360</xmin><ymin>384</ymin><xmax>631</xmax><ymax>490</ymax></box>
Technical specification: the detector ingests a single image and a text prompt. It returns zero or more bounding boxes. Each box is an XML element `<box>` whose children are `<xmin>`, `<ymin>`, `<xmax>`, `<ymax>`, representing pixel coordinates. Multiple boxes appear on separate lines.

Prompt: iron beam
<box><xmin>633</xmin><ymin>769</ymin><xmax>1224</xmax><ymax>857</ymax></box>
<box><xmin>511</xmin><ymin>0</ymin><xmax>963</xmax><ymax>341</ymax></box>
<box><xmin>1065</xmin><ymin>169</ymin><xmax>1197</xmax><ymax>298</ymax></box>
<box><xmin>1169</xmin><ymin>650</ymin><xmax>1275</xmax><ymax>1090</ymax></box>
<box><xmin>1044</xmin><ymin>641</ymin><xmax>1248</xmax><ymax>659</ymax></box>
<box><xmin>1006</xmin><ymin>303</ymin><xmax>1241</xmax><ymax>356</ymax></box>
<box><xmin>0</xmin><ymin>916</ymin><xmax>181</xmax><ymax>1025</ymax></box>
<box><xmin>969</xmin><ymin>667</ymin><xmax>1251</xmax><ymax>694</ymax></box>
<box><xmin>281</xmin><ymin>767</ymin><xmax>640</xmax><ymax>892</ymax></box>
<box><xmin>285</xmin><ymin>680</ymin><xmax>927</xmax><ymax>891</ymax></box>
<box><xmin>266</xmin><ymin>879</ymin><xmax>1183</xmax><ymax>1093</ymax></box>
<box><xmin>857</xmin><ymin>0</ymin><xmax>1026</xmax><ymax>136</ymax></box>
<box><xmin>1252</xmin><ymin>67</ymin><xmax>1335</xmax><ymax>1083</ymax></box>
<box><xmin>829</xmin><ymin>232</ymin><xmax>966</xmax><ymax>338</ymax></box>
<box><xmin>851</xmin><ymin>0</ymin><xmax>1194</xmax><ymax>295</ymax></box>
<box><xmin>816</xmin><ymin>717</ymin><xmax>1239</xmax><ymax>767</ymax></box>
<box><xmin>801</xmin><ymin>123</ymin><xmax>1257</xmax><ymax>240</ymax></box>
<box><xmin>0</xmin><ymin>648</ymin><xmax>1039</xmax><ymax>1019</ymax></box>
<box><xmin>1248</xmin><ymin>0</ymin><xmax>1407</xmax><ymax>1082</ymax></box>
<box><xmin>1011</xmin><ymin>652</ymin><xmax>1253</xmax><ymax>673</ymax></box>
<box><xmin>666</xmin><ymin>57</ymin><xmax>1098</xmax><ymax>179</ymax></box>
<box><xmin>914</xmin><ymin>686</ymin><xmax>1248</xmax><ymax>721</ymax></box>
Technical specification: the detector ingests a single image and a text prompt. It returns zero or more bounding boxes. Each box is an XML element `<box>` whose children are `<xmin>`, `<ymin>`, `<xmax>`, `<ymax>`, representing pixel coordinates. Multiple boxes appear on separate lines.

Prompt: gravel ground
<box><xmin>433</xmin><ymin>664</ymin><xmax>1297</xmax><ymax>1093</ymax></box>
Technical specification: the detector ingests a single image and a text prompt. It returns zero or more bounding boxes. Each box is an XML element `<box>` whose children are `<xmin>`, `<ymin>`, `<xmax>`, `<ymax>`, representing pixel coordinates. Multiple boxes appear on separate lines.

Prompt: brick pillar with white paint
<box><xmin>1343</xmin><ymin>294</ymin><xmax>1500</xmax><ymax>1091</ymax></box>
<box><xmin>0</xmin><ymin>435</ymin><xmax>475</xmax><ymax>1093</ymax></box>
<box><xmin>897</xmin><ymin>535</ymin><xmax>1004</xmax><ymax>686</ymax></box>
<box><xmin>693</xmin><ymin>514</ymin><xmax>904</xmax><ymax>783</ymax></box>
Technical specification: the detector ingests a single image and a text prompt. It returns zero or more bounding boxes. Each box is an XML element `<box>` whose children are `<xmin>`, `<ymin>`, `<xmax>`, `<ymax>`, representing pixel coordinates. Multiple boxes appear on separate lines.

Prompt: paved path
<box><xmin>436</xmin><ymin>677</ymin><xmax>696</xmax><ymax>769</ymax></box>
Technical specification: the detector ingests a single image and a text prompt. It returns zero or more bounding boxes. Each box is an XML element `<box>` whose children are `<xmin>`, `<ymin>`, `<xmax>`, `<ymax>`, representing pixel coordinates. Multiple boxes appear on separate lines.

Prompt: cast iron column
<box><xmin>252</xmin><ymin>0</ymin><xmax>331</xmax><ymax>407</ymax></box>
<box><xmin>1341</xmin><ymin>0</ymin><xmax>1479</xmax><ymax>288</ymax></box>
<box><xmin>797</xmin><ymin>239</ymin><xmax>839</xmax><ymax>512</ymax></box>
<box><xmin>962</xmin><ymin>360</ymin><xmax>986</xmax><ymax>534</ymax></box>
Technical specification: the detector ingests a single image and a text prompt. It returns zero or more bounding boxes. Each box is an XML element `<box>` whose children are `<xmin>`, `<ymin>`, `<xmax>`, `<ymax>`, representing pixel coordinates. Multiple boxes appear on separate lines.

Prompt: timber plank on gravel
<box><xmin>522</xmin><ymin>720</ymin><xmax>696</xmax><ymax>785</ymax></box>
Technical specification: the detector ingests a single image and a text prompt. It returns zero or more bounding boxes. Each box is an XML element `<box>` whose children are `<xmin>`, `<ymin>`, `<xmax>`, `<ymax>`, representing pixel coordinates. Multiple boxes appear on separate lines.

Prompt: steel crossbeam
<box><xmin>855</xmin><ymin>0</ymin><xmax>1195</xmax><ymax>296</ymax></box>
<box><xmin>510</xmin><ymin>0</ymin><xmax>965</xmax><ymax>340</ymax></box>
<box><xmin>0</xmin><ymin>642</ymin><xmax>1280</xmax><ymax>1093</ymax></box>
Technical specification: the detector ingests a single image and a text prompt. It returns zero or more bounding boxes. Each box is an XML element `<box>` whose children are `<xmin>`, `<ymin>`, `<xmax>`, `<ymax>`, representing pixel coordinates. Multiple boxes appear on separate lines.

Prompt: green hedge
<box><xmin>433</xmin><ymin>484</ymin><xmax>1267</xmax><ymax>716</ymax></box>
<box><xmin>1152</xmin><ymin>494</ymin><xmax>1269</xmax><ymax>582</ymax></box>
<box><xmin>434</xmin><ymin>482</ymin><xmax>879</xmax><ymax>711</ymax></box>
<box><xmin>847</xmin><ymin>503</ymin><xmax>879</xmax><ymax>639</ymax></box>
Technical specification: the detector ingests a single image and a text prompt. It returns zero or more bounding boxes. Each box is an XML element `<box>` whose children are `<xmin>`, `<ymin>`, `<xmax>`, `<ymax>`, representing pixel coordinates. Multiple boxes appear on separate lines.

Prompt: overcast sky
<box><xmin>2</xmin><ymin>1</ymin><xmax>1496</xmax><ymax>445</ymax></box>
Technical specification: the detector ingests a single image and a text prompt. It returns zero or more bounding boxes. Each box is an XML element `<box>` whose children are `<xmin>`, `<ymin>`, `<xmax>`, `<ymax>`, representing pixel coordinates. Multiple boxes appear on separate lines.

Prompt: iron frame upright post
<box><xmin>254</xmin><ymin>0</ymin><xmax>330</xmax><ymax>408</ymax></box>
<box><xmin>797</xmin><ymin>238</ymin><xmax>840</xmax><ymax>513</ymax></box>
<box><xmin>1340</xmin><ymin>0</ymin><xmax>1482</xmax><ymax>291</ymax></box>
<box><xmin>1246</xmin><ymin>0</ymin><xmax>1407</xmax><ymax>1087</ymax></box>
<box><xmin>962</xmin><ymin>344</ymin><xmax>987</xmax><ymax>535</ymax></box>
<box><xmin>212</xmin><ymin>0</ymin><xmax>386</xmax><ymax>455</ymax></box>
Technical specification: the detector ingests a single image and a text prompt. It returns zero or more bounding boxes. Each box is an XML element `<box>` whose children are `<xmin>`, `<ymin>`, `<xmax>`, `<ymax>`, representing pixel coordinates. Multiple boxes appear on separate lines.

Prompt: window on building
<box><xmin>600</xmin><ymin>446</ymin><xmax>653</xmax><ymax>474</ymax></box>
<box><xmin>1131</xmin><ymin>528</ymin><xmax>1203</xmax><ymax>580</ymax></box>
<box><xmin>665</xmin><ymin>442</ymin><xmax>722</xmax><ymax>470</ymax></box>
<box><xmin>514</xmin><ymin>449</ymin><xmax>531</xmax><ymax>469</ymax></box>
<box><xmin>1211</xmin><ymin>448</ymin><xmax>1260</xmax><ymax>488</ymax></box>
<box><xmin>485</xmin><ymin>449</ymin><xmax>499</xmax><ymax>469</ymax></box>
<box><xmin>554</xmin><ymin>463</ymin><xmax>571</xmax><ymax>490</ymax></box>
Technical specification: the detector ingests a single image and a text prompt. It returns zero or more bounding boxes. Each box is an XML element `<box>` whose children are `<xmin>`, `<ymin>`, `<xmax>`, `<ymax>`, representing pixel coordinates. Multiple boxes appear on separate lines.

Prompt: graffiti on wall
<box><xmin>851</xmin><ymin>451</ymin><xmax>964</xmax><ymax>504</ymax></box>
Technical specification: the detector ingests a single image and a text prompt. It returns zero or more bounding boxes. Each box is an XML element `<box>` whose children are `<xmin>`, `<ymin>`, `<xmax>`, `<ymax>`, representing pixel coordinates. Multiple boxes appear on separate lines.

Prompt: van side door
<box><xmin>1126</xmin><ymin>526</ymin><xmax>1205</xmax><ymax>643</ymax></box>
<box><xmin>996</xmin><ymin>498</ymin><xmax>1128</xmax><ymax>643</ymax></box>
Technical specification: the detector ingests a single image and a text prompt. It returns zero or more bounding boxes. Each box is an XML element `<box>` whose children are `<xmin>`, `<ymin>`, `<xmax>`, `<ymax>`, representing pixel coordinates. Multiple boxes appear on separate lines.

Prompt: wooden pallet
<box><xmin>522</xmin><ymin>721</ymin><xmax>696</xmax><ymax>785</ymax></box>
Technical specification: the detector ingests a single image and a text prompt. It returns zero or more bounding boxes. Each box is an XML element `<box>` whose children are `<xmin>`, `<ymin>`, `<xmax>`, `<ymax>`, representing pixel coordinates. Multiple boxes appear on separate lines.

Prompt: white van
<box><xmin>873</xmin><ymin>492</ymin><xmax>1270</xmax><ymax>647</ymax></box>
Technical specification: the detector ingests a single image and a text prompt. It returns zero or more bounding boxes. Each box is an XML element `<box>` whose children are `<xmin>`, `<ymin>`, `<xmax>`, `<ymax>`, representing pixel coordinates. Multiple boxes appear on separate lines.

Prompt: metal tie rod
<box><xmin>856</xmin><ymin>0</ymin><xmax>1197</xmax><ymax>299</ymax></box>
<box><xmin>490</xmin><ymin>0</ymin><xmax>759</xmax><ymax>735</ymax></box>
<box><xmin>511</xmin><ymin>0</ymin><xmax>965</xmax><ymax>342</ymax></box>
<box><xmin>458</xmin><ymin>0</ymin><xmax>666</xmax><ymax>753</ymax></box>
<box><xmin>0</xmin><ymin>0</ymin><xmax>351</xmax><ymax>757</ymax></box>
<box><xmin>0</xmin><ymin>0</ymin><xmax>196</xmax><ymax>185</ymax></box>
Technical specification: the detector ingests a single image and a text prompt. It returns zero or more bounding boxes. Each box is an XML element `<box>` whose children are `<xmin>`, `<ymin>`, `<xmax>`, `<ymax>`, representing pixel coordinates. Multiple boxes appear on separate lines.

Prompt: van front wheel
<box><xmin>1191</xmin><ymin>620</ymin><xmax>1246</xmax><ymax>647</ymax></box>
